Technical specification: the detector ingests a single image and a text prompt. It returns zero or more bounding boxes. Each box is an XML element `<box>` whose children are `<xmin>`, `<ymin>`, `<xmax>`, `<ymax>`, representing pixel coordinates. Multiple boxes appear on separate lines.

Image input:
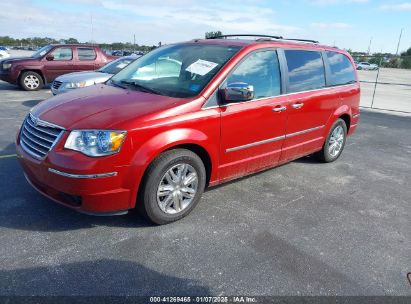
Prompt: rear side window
<box><xmin>227</xmin><ymin>50</ymin><xmax>281</xmax><ymax>99</ymax></box>
<box><xmin>284</xmin><ymin>50</ymin><xmax>325</xmax><ymax>93</ymax></box>
<box><xmin>326</xmin><ymin>51</ymin><xmax>356</xmax><ymax>86</ymax></box>
<box><xmin>78</xmin><ymin>48</ymin><xmax>97</xmax><ymax>60</ymax></box>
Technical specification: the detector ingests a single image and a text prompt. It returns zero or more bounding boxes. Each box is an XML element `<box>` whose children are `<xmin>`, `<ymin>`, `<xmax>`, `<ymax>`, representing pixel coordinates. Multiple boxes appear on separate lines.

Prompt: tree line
<box><xmin>0</xmin><ymin>36</ymin><xmax>158</xmax><ymax>52</ymax></box>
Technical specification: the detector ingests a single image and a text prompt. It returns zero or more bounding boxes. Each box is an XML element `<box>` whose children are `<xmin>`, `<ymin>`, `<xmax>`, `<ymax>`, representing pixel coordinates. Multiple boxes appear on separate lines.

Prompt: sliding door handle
<box><xmin>272</xmin><ymin>105</ymin><xmax>287</xmax><ymax>112</ymax></box>
<box><xmin>291</xmin><ymin>103</ymin><xmax>304</xmax><ymax>109</ymax></box>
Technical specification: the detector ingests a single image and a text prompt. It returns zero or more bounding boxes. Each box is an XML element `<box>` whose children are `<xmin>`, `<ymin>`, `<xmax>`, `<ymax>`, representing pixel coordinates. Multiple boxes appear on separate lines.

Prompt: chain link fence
<box><xmin>353</xmin><ymin>55</ymin><xmax>411</xmax><ymax>114</ymax></box>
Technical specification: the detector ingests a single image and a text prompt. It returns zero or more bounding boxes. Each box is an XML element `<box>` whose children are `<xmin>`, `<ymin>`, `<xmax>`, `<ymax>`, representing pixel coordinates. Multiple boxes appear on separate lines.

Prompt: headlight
<box><xmin>2</xmin><ymin>63</ymin><xmax>11</xmax><ymax>70</ymax></box>
<box><xmin>64</xmin><ymin>130</ymin><xmax>127</xmax><ymax>157</ymax></box>
<box><xmin>65</xmin><ymin>81</ymin><xmax>87</xmax><ymax>89</ymax></box>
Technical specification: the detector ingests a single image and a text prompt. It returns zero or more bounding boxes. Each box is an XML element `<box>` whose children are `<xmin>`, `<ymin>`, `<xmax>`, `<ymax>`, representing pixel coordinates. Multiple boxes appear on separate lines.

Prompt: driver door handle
<box><xmin>272</xmin><ymin>105</ymin><xmax>287</xmax><ymax>112</ymax></box>
<box><xmin>291</xmin><ymin>103</ymin><xmax>304</xmax><ymax>109</ymax></box>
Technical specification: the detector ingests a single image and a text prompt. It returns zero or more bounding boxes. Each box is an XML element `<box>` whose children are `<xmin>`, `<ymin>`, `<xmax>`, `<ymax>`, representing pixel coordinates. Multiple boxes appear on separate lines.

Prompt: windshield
<box><xmin>99</xmin><ymin>57</ymin><xmax>136</xmax><ymax>74</ymax></box>
<box><xmin>31</xmin><ymin>45</ymin><xmax>53</xmax><ymax>58</ymax></box>
<box><xmin>110</xmin><ymin>43</ymin><xmax>242</xmax><ymax>98</ymax></box>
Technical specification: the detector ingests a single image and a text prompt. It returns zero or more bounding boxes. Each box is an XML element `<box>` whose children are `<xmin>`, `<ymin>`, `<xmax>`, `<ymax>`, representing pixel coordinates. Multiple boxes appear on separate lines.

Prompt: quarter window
<box><xmin>284</xmin><ymin>50</ymin><xmax>325</xmax><ymax>93</ymax></box>
<box><xmin>227</xmin><ymin>50</ymin><xmax>281</xmax><ymax>99</ymax></box>
<box><xmin>78</xmin><ymin>48</ymin><xmax>97</xmax><ymax>60</ymax></box>
<box><xmin>326</xmin><ymin>52</ymin><xmax>356</xmax><ymax>86</ymax></box>
<box><xmin>50</xmin><ymin>47</ymin><xmax>72</xmax><ymax>61</ymax></box>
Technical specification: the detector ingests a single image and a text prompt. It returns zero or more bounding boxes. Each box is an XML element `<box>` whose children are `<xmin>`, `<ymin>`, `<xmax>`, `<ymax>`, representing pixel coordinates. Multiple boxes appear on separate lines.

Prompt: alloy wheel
<box><xmin>328</xmin><ymin>125</ymin><xmax>344</xmax><ymax>157</ymax></box>
<box><xmin>156</xmin><ymin>163</ymin><xmax>198</xmax><ymax>214</ymax></box>
<box><xmin>24</xmin><ymin>75</ymin><xmax>40</xmax><ymax>90</ymax></box>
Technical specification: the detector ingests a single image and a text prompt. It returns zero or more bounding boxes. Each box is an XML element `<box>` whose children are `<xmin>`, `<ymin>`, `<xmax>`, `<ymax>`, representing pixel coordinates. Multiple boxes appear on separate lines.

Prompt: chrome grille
<box><xmin>52</xmin><ymin>81</ymin><xmax>63</xmax><ymax>90</ymax></box>
<box><xmin>20</xmin><ymin>113</ymin><xmax>64</xmax><ymax>159</ymax></box>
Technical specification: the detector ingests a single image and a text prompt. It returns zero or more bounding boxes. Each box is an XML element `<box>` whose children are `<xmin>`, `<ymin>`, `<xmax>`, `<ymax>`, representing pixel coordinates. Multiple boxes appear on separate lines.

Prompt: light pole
<box><xmin>395</xmin><ymin>28</ymin><xmax>403</xmax><ymax>56</ymax></box>
<box><xmin>367</xmin><ymin>36</ymin><xmax>373</xmax><ymax>55</ymax></box>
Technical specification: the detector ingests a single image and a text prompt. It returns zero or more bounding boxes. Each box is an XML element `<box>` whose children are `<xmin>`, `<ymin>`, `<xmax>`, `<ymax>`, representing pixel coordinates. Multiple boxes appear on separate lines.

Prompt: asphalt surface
<box><xmin>0</xmin><ymin>81</ymin><xmax>410</xmax><ymax>296</ymax></box>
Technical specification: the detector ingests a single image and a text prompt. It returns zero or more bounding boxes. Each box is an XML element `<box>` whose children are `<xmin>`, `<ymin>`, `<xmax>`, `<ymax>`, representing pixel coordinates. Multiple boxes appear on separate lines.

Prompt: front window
<box><xmin>226</xmin><ymin>50</ymin><xmax>281</xmax><ymax>99</ymax></box>
<box><xmin>99</xmin><ymin>57</ymin><xmax>135</xmax><ymax>74</ymax></box>
<box><xmin>31</xmin><ymin>45</ymin><xmax>53</xmax><ymax>58</ymax></box>
<box><xmin>110</xmin><ymin>43</ymin><xmax>242</xmax><ymax>98</ymax></box>
<box><xmin>50</xmin><ymin>47</ymin><xmax>73</xmax><ymax>61</ymax></box>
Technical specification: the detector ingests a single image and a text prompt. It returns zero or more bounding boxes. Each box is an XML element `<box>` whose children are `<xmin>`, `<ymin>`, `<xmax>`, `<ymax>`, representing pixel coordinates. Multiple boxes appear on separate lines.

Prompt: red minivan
<box><xmin>16</xmin><ymin>35</ymin><xmax>360</xmax><ymax>224</ymax></box>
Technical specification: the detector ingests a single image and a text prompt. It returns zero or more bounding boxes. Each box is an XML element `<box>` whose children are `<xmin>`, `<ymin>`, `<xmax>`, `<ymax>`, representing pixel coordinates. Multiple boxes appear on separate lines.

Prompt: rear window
<box><xmin>78</xmin><ymin>48</ymin><xmax>97</xmax><ymax>61</ymax></box>
<box><xmin>284</xmin><ymin>50</ymin><xmax>325</xmax><ymax>93</ymax></box>
<box><xmin>326</xmin><ymin>51</ymin><xmax>356</xmax><ymax>86</ymax></box>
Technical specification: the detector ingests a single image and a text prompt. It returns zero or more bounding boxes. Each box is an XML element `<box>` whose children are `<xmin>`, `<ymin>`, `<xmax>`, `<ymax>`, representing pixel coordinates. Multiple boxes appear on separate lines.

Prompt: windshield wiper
<box><xmin>120</xmin><ymin>80</ymin><xmax>164</xmax><ymax>95</ymax></box>
<box><xmin>109</xmin><ymin>79</ymin><xmax>127</xmax><ymax>89</ymax></box>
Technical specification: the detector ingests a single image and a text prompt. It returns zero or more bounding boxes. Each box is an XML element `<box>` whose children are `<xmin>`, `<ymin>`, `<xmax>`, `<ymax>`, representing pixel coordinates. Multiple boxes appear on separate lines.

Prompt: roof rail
<box><xmin>207</xmin><ymin>34</ymin><xmax>284</xmax><ymax>40</ymax></box>
<box><xmin>206</xmin><ymin>34</ymin><xmax>319</xmax><ymax>44</ymax></box>
<box><xmin>285</xmin><ymin>38</ymin><xmax>319</xmax><ymax>44</ymax></box>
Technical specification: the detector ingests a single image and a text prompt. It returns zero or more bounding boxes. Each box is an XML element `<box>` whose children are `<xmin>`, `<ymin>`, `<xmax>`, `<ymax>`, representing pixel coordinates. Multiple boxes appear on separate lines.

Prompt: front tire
<box><xmin>316</xmin><ymin>119</ymin><xmax>347</xmax><ymax>163</ymax></box>
<box><xmin>139</xmin><ymin>149</ymin><xmax>206</xmax><ymax>225</ymax></box>
<box><xmin>19</xmin><ymin>71</ymin><xmax>44</xmax><ymax>91</ymax></box>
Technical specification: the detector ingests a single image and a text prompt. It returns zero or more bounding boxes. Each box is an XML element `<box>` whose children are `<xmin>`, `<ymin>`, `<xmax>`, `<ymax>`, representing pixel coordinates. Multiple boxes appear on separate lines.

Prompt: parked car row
<box><xmin>110</xmin><ymin>50</ymin><xmax>145</xmax><ymax>57</ymax></box>
<box><xmin>0</xmin><ymin>46</ymin><xmax>10</xmax><ymax>59</ymax></box>
<box><xmin>0</xmin><ymin>44</ymin><xmax>120</xmax><ymax>91</ymax></box>
<box><xmin>13</xmin><ymin>35</ymin><xmax>361</xmax><ymax>224</ymax></box>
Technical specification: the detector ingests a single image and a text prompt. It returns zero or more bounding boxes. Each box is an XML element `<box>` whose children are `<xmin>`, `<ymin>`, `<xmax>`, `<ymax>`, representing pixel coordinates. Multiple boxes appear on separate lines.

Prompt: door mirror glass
<box><xmin>221</xmin><ymin>82</ymin><xmax>254</xmax><ymax>103</ymax></box>
<box><xmin>46</xmin><ymin>54</ymin><xmax>54</xmax><ymax>61</ymax></box>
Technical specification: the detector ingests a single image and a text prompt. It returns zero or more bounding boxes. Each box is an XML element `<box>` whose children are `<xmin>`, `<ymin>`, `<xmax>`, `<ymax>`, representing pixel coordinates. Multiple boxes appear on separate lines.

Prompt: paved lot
<box><xmin>358</xmin><ymin>68</ymin><xmax>411</xmax><ymax>112</ymax></box>
<box><xmin>0</xmin><ymin>78</ymin><xmax>410</xmax><ymax>296</ymax></box>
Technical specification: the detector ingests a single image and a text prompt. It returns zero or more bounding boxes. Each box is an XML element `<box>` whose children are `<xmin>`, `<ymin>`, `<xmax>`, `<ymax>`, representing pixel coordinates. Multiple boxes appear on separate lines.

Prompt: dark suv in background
<box><xmin>0</xmin><ymin>44</ymin><xmax>116</xmax><ymax>91</ymax></box>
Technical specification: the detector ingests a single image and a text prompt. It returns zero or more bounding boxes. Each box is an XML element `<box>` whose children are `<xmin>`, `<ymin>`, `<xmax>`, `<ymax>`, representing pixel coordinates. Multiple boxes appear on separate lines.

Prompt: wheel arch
<box><xmin>324</xmin><ymin>105</ymin><xmax>352</xmax><ymax>135</ymax></box>
<box><xmin>129</xmin><ymin>128</ymin><xmax>218</xmax><ymax>209</ymax></box>
<box><xmin>18</xmin><ymin>69</ymin><xmax>46</xmax><ymax>84</ymax></box>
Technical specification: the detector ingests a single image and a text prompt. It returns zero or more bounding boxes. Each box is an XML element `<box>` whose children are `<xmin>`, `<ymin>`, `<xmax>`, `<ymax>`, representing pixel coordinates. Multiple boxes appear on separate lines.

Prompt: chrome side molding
<box><xmin>48</xmin><ymin>168</ymin><xmax>118</xmax><ymax>179</ymax></box>
<box><xmin>226</xmin><ymin>125</ymin><xmax>325</xmax><ymax>152</ymax></box>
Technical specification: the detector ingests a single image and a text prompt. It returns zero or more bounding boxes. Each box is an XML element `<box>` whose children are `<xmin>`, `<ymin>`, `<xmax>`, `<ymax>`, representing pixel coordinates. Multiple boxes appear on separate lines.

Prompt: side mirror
<box><xmin>45</xmin><ymin>55</ymin><xmax>54</xmax><ymax>61</ymax></box>
<box><xmin>220</xmin><ymin>82</ymin><xmax>254</xmax><ymax>103</ymax></box>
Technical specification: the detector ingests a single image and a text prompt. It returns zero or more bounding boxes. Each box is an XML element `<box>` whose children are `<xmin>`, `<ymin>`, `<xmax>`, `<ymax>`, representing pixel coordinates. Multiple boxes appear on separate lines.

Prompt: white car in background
<box><xmin>0</xmin><ymin>47</ymin><xmax>10</xmax><ymax>59</ymax></box>
<box><xmin>356</xmin><ymin>62</ymin><xmax>378</xmax><ymax>70</ymax></box>
<box><xmin>51</xmin><ymin>55</ymin><xmax>139</xmax><ymax>95</ymax></box>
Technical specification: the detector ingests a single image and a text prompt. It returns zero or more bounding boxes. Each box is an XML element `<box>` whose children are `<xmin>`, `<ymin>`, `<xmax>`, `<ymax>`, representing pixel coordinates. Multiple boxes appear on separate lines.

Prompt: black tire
<box><xmin>316</xmin><ymin>118</ymin><xmax>347</xmax><ymax>163</ymax></box>
<box><xmin>357</xmin><ymin>66</ymin><xmax>362</xmax><ymax>70</ymax></box>
<box><xmin>138</xmin><ymin>149</ymin><xmax>206</xmax><ymax>225</ymax></box>
<box><xmin>19</xmin><ymin>71</ymin><xmax>44</xmax><ymax>91</ymax></box>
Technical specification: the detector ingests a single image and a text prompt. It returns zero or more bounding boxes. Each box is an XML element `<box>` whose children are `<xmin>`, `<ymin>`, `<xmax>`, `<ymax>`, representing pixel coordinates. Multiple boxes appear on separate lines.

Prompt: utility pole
<box><xmin>90</xmin><ymin>13</ymin><xmax>94</xmax><ymax>44</ymax></box>
<box><xmin>133</xmin><ymin>34</ymin><xmax>136</xmax><ymax>52</ymax></box>
<box><xmin>367</xmin><ymin>36</ymin><xmax>373</xmax><ymax>55</ymax></box>
<box><xmin>395</xmin><ymin>28</ymin><xmax>403</xmax><ymax>55</ymax></box>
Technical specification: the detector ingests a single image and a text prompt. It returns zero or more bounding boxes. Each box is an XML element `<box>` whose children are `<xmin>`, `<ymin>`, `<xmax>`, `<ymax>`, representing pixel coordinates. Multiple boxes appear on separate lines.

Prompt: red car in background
<box><xmin>0</xmin><ymin>44</ymin><xmax>116</xmax><ymax>90</ymax></box>
<box><xmin>16</xmin><ymin>35</ymin><xmax>360</xmax><ymax>224</ymax></box>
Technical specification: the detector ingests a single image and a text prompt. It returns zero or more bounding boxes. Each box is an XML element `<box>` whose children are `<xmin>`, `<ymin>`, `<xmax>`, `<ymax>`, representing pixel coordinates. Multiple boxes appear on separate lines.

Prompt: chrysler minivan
<box><xmin>16</xmin><ymin>35</ymin><xmax>360</xmax><ymax>224</ymax></box>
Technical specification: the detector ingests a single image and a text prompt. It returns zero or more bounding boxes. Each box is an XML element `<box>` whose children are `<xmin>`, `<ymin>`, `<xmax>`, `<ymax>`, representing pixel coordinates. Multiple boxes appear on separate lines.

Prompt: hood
<box><xmin>31</xmin><ymin>84</ymin><xmax>196</xmax><ymax>130</ymax></box>
<box><xmin>1</xmin><ymin>56</ymin><xmax>38</xmax><ymax>64</ymax></box>
<box><xmin>55</xmin><ymin>71</ymin><xmax>112</xmax><ymax>84</ymax></box>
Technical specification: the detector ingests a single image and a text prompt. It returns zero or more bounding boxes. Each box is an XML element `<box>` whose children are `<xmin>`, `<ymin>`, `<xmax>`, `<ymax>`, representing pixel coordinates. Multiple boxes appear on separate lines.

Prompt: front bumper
<box><xmin>0</xmin><ymin>70</ymin><xmax>14</xmax><ymax>84</ymax></box>
<box><xmin>16</xmin><ymin>135</ymin><xmax>135</xmax><ymax>214</ymax></box>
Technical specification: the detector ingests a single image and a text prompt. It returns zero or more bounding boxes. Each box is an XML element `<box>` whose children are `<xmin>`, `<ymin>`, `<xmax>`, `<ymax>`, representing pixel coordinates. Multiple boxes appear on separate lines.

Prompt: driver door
<box><xmin>219</xmin><ymin>49</ymin><xmax>288</xmax><ymax>182</ymax></box>
<box><xmin>44</xmin><ymin>47</ymin><xmax>74</xmax><ymax>82</ymax></box>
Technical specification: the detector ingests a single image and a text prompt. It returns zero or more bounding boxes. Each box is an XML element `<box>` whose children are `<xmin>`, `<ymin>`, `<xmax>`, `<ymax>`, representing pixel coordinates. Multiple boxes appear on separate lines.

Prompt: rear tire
<box><xmin>316</xmin><ymin>119</ymin><xmax>347</xmax><ymax>163</ymax></box>
<box><xmin>19</xmin><ymin>71</ymin><xmax>44</xmax><ymax>91</ymax></box>
<box><xmin>138</xmin><ymin>149</ymin><xmax>206</xmax><ymax>225</ymax></box>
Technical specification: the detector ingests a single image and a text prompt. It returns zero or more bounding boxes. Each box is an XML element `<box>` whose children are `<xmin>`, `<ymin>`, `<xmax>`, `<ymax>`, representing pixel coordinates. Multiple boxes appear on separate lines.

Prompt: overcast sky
<box><xmin>1</xmin><ymin>0</ymin><xmax>410</xmax><ymax>53</ymax></box>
